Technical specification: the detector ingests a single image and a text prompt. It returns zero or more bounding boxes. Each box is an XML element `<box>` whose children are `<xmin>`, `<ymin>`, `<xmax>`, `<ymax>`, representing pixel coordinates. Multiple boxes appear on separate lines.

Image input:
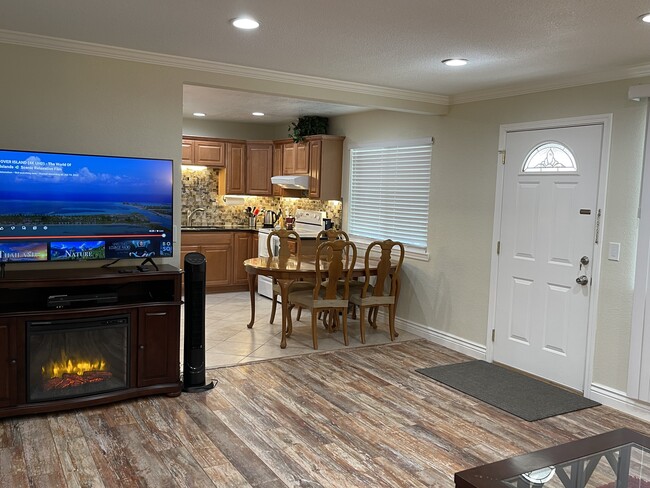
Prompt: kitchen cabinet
<box><xmin>182</xmin><ymin>135</ymin><xmax>343</xmax><ymax>199</ymax></box>
<box><xmin>181</xmin><ymin>139</ymin><xmax>194</xmax><ymax>165</ymax></box>
<box><xmin>233</xmin><ymin>232</ymin><xmax>253</xmax><ymax>285</ymax></box>
<box><xmin>180</xmin><ymin>231</ymin><xmax>255</xmax><ymax>293</ymax></box>
<box><xmin>226</xmin><ymin>142</ymin><xmax>246</xmax><ymax>194</ymax></box>
<box><xmin>275</xmin><ymin>135</ymin><xmax>345</xmax><ymax>200</ymax></box>
<box><xmin>246</xmin><ymin>142</ymin><xmax>273</xmax><ymax>196</ymax></box>
<box><xmin>309</xmin><ymin>135</ymin><xmax>345</xmax><ymax>200</ymax></box>
<box><xmin>282</xmin><ymin>141</ymin><xmax>309</xmax><ymax>175</ymax></box>
<box><xmin>272</xmin><ymin>143</ymin><xmax>283</xmax><ymax>196</ymax></box>
<box><xmin>182</xmin><ymin>138</ymin><xmax>225</xmax><ymax>167</ymax></box>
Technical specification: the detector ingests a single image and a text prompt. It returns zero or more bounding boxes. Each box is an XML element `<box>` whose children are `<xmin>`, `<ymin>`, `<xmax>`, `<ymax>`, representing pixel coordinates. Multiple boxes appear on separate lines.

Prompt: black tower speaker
<box><xmin>183</xmin><ymin>252</ymin><xmax>214</xmax><ymax>392</ymax></box>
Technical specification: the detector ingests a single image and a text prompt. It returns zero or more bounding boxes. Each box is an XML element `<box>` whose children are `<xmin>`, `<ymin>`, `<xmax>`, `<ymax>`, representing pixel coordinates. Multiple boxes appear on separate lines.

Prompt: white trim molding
<box><xmin>4</xmin><ymin>28</ymin><xmax>650</xmax><ymax>109</ymax></box>
<box><xmin>0</xmin><ymin>29</ymin><xmax>449</xmax><ymax>108</ymax></box>
<box><xmin>590</xmin><ymin>383</ymin><xmax>650</xmax><ymax>423</ymax></box>
<box><xmin>392</xmin><ymin>314</ymin><xmax>650</xmax><ymax>422</ymax></box>
<box><xmin>628</xmin><ymin>84</ymin><xmax>650</xmax><ymax>400</ymax></box>
<box><xmin>393</xmin><ymin>316</ymin><xmax>486</xmax><ymax>360</ymax></box>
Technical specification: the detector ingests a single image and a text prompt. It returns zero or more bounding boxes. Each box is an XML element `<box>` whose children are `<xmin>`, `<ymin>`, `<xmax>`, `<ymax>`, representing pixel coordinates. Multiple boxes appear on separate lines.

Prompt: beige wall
<box><xmin>2</xmin><ymin>40</ymin><xmax>649</xmax><ymax>392</ymax></box>
<box><xmin>331</xmin><ymin>80</ymin><xmax>649</xmax><ymax>391</ymax></box>
<box><xmin>0</xmin><ymin>43</ymin><xmax>184</xmax><ymax>267</ymax></box>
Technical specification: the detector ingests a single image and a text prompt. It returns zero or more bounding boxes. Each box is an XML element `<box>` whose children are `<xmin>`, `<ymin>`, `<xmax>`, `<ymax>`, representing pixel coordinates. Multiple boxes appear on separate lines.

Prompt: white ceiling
<box><xmin>2</xmin><ymin>0</ymin><xmax>650</xmax><ymax>121</ymax></box>
<box><xmin>182</xmin><ymin>86</ymin><xmax>369</xmax><ymax>123</ymax></box>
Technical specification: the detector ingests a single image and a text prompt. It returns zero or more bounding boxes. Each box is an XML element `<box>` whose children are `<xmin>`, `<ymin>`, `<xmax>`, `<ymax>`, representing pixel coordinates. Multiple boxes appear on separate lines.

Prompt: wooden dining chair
<box><xmin>296</xmin><ymin>228</ymin><xmax>350</xmax><ymax>323</ymax></box>
<box><xmin>316</xmin><ymin>228</ymin><xmax>350</xmax><ymax>242</ymax></box>
<box><xmin>286</xmin><ymin>240</ymin><xmax>357</xmax><ymax>349</ymax></box>
<box><xmin>349</xmin><ymin>240</ymin><xmax>405</xmax><ymax>343</ymax></box>
<box><xmin>266</xmin><ymin>229</ymin><xmax>312</xmax><ymax>324</ymax></box>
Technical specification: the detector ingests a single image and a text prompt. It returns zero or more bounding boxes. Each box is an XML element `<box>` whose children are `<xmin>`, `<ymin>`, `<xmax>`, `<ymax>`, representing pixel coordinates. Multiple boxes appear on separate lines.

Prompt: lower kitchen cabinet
<box><xmin>233</xmin><ymin>232</ymin><xmax>253</xmax><ymax>285</ymax></box>
<box><xmin>180</xmin><ymin>231</ymin><xmax>255</xmax><ymax>293</ymax></box>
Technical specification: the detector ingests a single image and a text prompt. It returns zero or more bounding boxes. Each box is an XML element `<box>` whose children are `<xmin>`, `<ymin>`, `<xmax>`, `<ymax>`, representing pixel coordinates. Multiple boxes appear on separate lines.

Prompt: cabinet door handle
<box><xmin>9</xmin><ymin>359</ymin><xmax>16</xmax><ymax>365</ymax></box>
<box><xmin>139</xmin><ymin>345</ymin><xmax>145</xmax><ymax>350</ymax></box>
<box><xmin>146</xmin><ymin>312</ymin><xmax>167</xmax><ymax>317</ymax></box>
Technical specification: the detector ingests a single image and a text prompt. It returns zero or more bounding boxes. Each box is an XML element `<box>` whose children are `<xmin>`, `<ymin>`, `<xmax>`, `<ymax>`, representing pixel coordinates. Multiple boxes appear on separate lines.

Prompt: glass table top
<box><xmin>503</xmin><ymin>443</ymin><xmax>650</xmax><ymax>488</ymax></box>
<box><xmin>455</xmin><ymin>429</ymin><xmax>650</xmax><ymax>488</ymax></box>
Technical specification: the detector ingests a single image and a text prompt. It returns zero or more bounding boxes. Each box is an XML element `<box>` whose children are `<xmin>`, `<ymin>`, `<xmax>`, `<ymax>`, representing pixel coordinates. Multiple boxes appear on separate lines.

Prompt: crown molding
<box><xmin>452</xmin><ymin>64</ymin><xmax>650</xmax><ymax>104</ymax></box>
<box><xmin>0</xmin><ymin>29</ymin><xmax>450</xmax><ymax>106</ymax></box>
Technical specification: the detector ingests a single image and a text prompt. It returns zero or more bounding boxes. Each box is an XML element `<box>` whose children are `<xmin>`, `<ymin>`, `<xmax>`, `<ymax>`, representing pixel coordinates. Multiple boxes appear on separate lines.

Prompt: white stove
<box><xmin>293</xmin><ymin>209</ymin><xmax>327</xmax><ymax>237</ymax></box>
<box><xmin>257</xmin><ymin>208</ymin><xmax>327</xmax><ymax>300</ymax></box>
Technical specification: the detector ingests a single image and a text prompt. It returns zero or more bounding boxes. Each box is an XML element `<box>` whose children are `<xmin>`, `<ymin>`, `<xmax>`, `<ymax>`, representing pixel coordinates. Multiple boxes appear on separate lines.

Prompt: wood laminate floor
<box><xmin>2</xmin><ymin>339</ymin><xmax>648</xmax><ymax>488</ymax></box>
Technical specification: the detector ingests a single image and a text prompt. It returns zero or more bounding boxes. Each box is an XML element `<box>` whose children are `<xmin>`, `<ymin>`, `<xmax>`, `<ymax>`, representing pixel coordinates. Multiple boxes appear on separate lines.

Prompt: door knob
<box><xmin>576</xmin><ymin>275</ymin><xmax>589</xmax><ymax>286</ymax></box>
<box><xmin>580</xmin><ymin>256</ymin><xmax>590</xmax><ymax>266</ymax></box>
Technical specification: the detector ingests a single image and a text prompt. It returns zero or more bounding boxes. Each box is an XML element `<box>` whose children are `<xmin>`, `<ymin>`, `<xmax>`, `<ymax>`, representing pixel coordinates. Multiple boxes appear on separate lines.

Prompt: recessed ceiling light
<box><xmin>442</xmin><ymin>58</ymin><xmax>468</xmax><ymax>67</ymax></box>
<box><xmin>252</xmin><ymin>112</ymin><xmax>265</xmax><ymax>117</ymax></box>
<box><xmin>231</xmin><ymin>17</ymin><xmax>260</xmax><ymax>30</ymax></box>
<box><xmin>639</xmin><ymin>13</ymin><xmax>650</xmax><ymax>23</ymax></box>
<box><xmin>193</xmin><ymin>112</ymin><xmax>206</xmax><ymax>117</ymax></box>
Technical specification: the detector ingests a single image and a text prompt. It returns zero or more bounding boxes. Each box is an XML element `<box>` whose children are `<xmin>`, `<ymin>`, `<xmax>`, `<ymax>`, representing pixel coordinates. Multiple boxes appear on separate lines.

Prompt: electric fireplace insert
<box><xmin>26</xmin><ymin>314</ymin><xmax>130</xmax><ymax>403</ymax></box>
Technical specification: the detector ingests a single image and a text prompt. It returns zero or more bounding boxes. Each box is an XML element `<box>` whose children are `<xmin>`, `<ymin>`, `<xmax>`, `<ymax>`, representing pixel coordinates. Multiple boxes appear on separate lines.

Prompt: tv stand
<box><xmin>0</xmin><ymin>263</ymin><xmax>4</xmax><ymax>279</ymax></box>
<box><xmin>0</xmin><ymin>265</ymin><xmax>183</xmax><ymax>418</ymax></box>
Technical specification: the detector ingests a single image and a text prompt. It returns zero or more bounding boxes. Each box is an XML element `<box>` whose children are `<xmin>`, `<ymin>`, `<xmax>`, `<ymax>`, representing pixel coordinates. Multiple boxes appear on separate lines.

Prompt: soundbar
<box><xmin>47</xmin><ymin>292</ymin><xmax>118</xmax><ymax>309</ymax></box>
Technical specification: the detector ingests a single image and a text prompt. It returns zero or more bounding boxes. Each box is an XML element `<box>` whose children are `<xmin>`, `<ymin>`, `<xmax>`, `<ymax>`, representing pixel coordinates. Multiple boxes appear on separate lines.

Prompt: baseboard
<box><xmin>589</xmin><ymin>383</ymin><xmax>650</xmax><ymax>422</ymax></box>
<box><xmin>390</xmin><ymin>314</ymin><xmax>650</xmax><ymax>422</ymax></box>
<box><xmin>393</xmin><ymin>315</ymin><xmax>486</xmax><ymax>360</ymax></box>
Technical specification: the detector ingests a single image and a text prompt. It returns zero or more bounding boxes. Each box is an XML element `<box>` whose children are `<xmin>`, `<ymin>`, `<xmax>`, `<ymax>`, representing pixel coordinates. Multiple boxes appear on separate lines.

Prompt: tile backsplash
<box><xmin>181</xmin><ymin>166</ymin><xmax>342</xmax><ymax>228</ymax></box>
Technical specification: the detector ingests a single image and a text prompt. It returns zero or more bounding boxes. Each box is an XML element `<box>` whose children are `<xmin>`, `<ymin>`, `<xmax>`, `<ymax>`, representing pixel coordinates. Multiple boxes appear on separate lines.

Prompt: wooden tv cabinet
<box><xmin>0</xmin><ymin>265</ymin><xmax>183</xmax><ymax>418</ymax></box>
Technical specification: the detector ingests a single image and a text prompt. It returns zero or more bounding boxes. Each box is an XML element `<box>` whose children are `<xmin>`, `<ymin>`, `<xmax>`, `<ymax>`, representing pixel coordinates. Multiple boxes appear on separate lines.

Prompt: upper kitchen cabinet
<box><xmin>182</xmin><ymin>137</ymin><xmax>225</xmax><ymax>167</ymax></box>
<box><xmin>275</xmin><ymin>135</ymin><xmax>345</xmax><ymax>200</ymax></box>
<box><xmin>246</xmin><ymin>142</ymin><xmax>273</xmax><ymax>196</ymax></box>
<box><xmin>182</xmin><ymin>135</ymin><xmax>343</xmax><ymax>199</ymax></box>
<box><xmin>272</xmin><ymin>143</ymin><xmax>283</xmax><ymax>197</ymax></box>
<box><xmin>181</xmin><ymin>139</ymin><xmax>194</xmax><ymax>165</ymax></box>
<box><xmin>225</xmin><ymin>142</ymin><xmax>246</xmax><ymax>194</ymax></box>
<box><xmin>281</xmin><ymin>142</ymin><xmax>309</xmax><ymax>175</ymax></box>
<box><xmin>308</xmin><ymin>136</ymin><xmax>344</xmax><ymax>200</ymax></box>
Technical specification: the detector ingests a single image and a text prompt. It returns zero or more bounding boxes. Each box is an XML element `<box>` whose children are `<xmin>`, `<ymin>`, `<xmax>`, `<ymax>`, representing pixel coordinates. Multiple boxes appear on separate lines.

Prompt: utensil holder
<box><xmin>248</xmin><ymin>216</ymin><xmax>256</xmax><ymax>228</ymax></box>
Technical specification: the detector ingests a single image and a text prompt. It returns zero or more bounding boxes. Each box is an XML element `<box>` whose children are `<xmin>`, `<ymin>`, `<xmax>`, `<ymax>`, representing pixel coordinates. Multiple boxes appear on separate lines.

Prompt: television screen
<box><xmin>0</xmin><ymin>149</ymin><xmax>173</xmax><ymax>263</ymax></box>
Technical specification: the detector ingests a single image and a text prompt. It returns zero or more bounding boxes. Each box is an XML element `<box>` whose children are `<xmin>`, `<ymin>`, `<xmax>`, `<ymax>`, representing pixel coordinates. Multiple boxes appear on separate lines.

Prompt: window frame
<box><xmin>347</xmin><ymin>137</ymin><xmax>432</xmax><ymax>261</ymax></box>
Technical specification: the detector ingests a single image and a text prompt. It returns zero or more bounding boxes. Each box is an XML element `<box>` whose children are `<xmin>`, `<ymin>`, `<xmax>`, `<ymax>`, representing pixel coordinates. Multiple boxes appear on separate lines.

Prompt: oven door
<box><xmin>257</xmin><ymin>230</ymin><xmax>278</xmax><ymax>300</ymax></box>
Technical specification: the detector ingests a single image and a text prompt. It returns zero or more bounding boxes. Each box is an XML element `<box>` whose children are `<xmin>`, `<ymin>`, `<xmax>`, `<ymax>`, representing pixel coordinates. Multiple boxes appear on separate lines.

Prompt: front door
<box><xmin>493</xmin><ymin>123</ymin><xmax>603</xmax><ymax>391</ymax></box>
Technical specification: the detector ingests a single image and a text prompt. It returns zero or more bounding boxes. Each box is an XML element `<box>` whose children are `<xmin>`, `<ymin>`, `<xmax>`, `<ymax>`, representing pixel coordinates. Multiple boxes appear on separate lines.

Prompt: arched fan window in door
<box><xmin>522</xmin><ymin>141</ymin><xmax>577</xmax><ymax>173</ymax></box>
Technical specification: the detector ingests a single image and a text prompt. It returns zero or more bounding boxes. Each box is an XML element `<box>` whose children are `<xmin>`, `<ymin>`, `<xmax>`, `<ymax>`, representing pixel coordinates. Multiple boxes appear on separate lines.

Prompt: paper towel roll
<box><xmin>223</xmin><ymin>195</ymin><xmax>246</xmax><ymax>206</ymax></box>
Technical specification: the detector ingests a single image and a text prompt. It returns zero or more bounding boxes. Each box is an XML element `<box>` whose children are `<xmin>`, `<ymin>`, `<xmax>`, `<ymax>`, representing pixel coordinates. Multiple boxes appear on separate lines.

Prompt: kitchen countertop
<box><xmin>181</xmin><ymin>226</ymin><xmax>259</xmax><ymax>232</ymax></box>
<box><xmin>180</xmin><ymin>226</ymin><xmax>320</xmax><ymax>240</ymax></box>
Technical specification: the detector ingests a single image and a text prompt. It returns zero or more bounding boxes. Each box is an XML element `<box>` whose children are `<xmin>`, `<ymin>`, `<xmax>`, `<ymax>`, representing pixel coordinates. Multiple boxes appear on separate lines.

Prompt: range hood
<box><xmin>271</xmin><ymin>175</ymin><xmax>309</xmax><ymax>190</ymax></box>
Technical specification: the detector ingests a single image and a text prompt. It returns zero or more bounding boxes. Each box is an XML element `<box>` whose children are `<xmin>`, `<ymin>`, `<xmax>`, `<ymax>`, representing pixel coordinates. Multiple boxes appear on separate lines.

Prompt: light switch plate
<box><xmin>608</xmin><ymin>242</ymin><xmax>621</xmax><ymax>261</ymax></box>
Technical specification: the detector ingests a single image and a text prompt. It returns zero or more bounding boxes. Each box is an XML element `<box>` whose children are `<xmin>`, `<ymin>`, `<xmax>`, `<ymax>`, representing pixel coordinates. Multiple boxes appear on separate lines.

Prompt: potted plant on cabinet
<box><xmin>289</xmin><ymin>116</ymin><xmax>328</xmax><ymax>142</ymax></box>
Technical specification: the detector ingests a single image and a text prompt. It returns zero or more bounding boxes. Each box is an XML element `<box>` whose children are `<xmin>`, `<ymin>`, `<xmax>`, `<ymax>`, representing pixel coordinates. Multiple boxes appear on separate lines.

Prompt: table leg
<box><xmin>247</xmin><ymin>272</ymin><xmax>256</xmax><ymax>329</ymax></box>
<box><xmin>277</xmin><ymin>279</ymin><xmax>293</xmax><ymax>349</ymax></box>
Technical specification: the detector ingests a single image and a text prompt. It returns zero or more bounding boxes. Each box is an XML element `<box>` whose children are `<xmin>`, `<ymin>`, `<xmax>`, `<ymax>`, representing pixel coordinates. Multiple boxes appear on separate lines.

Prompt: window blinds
<box><xmin>349</xmin><ymin>141</ymin><xmax>432</xmax><ymax>251</ymax></box>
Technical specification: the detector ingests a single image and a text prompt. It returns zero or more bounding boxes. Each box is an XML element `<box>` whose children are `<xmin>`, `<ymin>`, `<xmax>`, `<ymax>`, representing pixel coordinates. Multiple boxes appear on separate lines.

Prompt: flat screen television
<box><xmin>0</xmin><ymin>149</ymin><xmax>174</xmax><ymax>264</ymax></box>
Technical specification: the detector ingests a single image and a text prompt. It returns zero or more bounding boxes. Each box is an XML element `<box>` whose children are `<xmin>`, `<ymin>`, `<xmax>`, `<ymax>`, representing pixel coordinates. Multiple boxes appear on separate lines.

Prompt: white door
<box><xmin>493</xmin><ymin>123</ymin><xmax>603</xmax><ymax>391</ymax></box>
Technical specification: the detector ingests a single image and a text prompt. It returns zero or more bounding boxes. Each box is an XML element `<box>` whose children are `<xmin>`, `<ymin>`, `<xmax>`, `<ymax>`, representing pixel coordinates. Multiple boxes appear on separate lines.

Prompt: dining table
<box><xmin>243</xmin><ymin>254</ymin><xmax>398</xmax><ymax>348</ymax></box>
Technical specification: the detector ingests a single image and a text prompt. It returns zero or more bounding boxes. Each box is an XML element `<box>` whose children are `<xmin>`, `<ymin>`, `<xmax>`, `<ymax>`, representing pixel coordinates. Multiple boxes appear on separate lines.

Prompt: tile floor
<box><xmin>181</xmin><ymin>291</ymin><xmax>420</xmax><ymax>369</ymax></box>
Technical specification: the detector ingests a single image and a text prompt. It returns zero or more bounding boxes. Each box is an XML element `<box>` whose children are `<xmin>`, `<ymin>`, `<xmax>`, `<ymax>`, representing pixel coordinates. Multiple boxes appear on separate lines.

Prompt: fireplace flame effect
<box><xmin>43</xmin><ymin>358</ymin><xmax>107</xmax><ymax>378</ymax></box>
<box><xmin>42</xmin><ymin>355</ymin><xmax>112</xmax><ymax>391</ymax></box>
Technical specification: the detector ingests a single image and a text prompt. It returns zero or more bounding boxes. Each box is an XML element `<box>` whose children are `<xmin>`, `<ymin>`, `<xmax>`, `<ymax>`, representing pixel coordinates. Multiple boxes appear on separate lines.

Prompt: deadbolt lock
<box><xmin>580</xmin><ymin>256</ymin><xmax>590</xmax><ymax>266</ymax></box>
